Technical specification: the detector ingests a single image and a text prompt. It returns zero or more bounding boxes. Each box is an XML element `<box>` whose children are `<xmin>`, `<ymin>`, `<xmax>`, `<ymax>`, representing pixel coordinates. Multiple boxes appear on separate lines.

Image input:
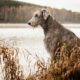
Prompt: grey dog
<box><xmin>28</xmin><ymin>9</ymin><xmax>80</xmax><ymax>59</ymax></box>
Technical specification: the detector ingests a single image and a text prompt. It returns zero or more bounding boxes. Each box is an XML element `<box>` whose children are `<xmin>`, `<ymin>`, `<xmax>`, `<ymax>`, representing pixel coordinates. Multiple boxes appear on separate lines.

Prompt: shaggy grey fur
<box><xmin>28</xmin><ymin>9</ymin><xmax>80</xmax><ymax>59</ymax></box>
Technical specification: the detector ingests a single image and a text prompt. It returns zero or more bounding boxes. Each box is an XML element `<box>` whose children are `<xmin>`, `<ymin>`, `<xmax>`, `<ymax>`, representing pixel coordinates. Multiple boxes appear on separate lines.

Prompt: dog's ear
<box><xmin>41</xmin><ymin>9</ymin><xmax>49</xmax><ymax>20</ymax></box>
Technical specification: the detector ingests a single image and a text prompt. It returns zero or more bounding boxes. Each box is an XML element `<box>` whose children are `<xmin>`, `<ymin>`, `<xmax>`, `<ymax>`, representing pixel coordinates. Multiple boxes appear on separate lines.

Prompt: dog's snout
<box><xmin>28</xmin><ymin>22</ymin><xmax>31</xmax><ymax>25</ymax></box>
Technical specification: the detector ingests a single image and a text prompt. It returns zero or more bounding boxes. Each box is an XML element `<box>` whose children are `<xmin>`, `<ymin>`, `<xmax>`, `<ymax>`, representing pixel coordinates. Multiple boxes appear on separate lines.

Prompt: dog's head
<box><xmin>28</xmin><ymin>9</ymin><xmax>50</xmax><ymax>27</ymax></box>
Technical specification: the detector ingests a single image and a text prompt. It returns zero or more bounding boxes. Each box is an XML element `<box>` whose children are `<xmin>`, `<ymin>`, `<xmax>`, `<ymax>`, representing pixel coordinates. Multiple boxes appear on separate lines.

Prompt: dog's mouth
<box><xmin>27</xmin><ymin>22</ymin><xmax>38</xmax><ymax>27</ymax></box>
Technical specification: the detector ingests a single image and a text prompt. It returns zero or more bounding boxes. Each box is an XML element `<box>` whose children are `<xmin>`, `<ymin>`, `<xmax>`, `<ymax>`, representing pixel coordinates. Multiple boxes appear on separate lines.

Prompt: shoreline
<box><xmin>0</xmin><ymin>23</ymin><xmax>80</xmax><ymax>28</ymax></box>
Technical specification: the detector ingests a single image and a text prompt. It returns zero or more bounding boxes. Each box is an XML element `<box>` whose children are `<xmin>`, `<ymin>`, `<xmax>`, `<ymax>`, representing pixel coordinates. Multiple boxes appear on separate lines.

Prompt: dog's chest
<box><xmin>44</xmin><ymin>34</ymin><xmax>53</xmax><ymax>53</ymax></box>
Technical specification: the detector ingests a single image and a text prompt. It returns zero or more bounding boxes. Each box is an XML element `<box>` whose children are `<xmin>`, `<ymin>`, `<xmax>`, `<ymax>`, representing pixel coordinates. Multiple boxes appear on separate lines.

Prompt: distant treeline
<box><xmin>51</xmin><ymin>8</ymin><xmax>80</xmax><ymax>23</ymax></box>
<box><xmin>0</xmin><ymin>1</ymin><xmax>80</xmax><ymax>23</ymax></box>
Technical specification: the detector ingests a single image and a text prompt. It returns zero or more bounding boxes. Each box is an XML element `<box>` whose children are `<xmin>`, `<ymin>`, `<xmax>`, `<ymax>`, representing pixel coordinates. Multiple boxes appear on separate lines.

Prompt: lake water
<box><xmin>0</xmin><ymin>24</ymin><xmax>80</xmax><ymax>48</ymax></box>
<box><xmin>0</xmin><ymin>24</ymin><xmax>80</xmax><ymax>79</ymax></box>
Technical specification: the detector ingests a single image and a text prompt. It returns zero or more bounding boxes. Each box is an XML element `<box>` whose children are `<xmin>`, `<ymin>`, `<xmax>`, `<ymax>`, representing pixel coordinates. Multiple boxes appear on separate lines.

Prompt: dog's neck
<box><xmin>41</xmin><ymin>15</ymin><xmax>54</xmax><ymax>35</ymax></box>
<box><xmin>41</xmin><ymin>15</ymin><xmax>62</xmax><ymax>35</ymax></box>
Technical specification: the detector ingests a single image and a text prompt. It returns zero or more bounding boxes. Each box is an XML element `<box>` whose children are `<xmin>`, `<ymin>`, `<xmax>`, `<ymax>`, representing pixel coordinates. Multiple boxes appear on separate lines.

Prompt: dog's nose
<box><xmin>28</xmin><ymin>22</ymin><xmax>31</xmax><ymax>25</ymax></box>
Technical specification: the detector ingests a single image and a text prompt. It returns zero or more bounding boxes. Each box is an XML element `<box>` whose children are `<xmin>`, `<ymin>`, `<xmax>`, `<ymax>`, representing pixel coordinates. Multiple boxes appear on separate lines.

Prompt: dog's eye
<box><xmin>35</xmin><ymin>14</ymin><xmax>38</xmax><ymax>17</ymax></box>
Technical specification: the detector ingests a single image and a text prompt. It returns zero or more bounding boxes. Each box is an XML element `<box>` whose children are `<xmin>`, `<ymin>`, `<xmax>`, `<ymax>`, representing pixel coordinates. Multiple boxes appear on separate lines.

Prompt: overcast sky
<box><xmin>18</xmin><ymin>0</ymin><xmax>80</xmax><ymax>12</ymax></box>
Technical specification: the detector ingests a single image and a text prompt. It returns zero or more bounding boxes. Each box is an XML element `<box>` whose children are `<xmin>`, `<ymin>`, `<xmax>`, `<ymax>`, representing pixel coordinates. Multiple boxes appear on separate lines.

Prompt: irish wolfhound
<box><xmin>28</xmin><ymin>9</ymin><xmax>80</xmax><ymax>59</ymax></box>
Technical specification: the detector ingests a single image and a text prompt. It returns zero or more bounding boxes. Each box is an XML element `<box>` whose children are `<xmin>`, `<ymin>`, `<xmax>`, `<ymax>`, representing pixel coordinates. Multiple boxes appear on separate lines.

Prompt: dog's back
<box><xmin>44</xmin><ymin>20</ymin><xmax>80</xmax><ymax>59</ymax></box>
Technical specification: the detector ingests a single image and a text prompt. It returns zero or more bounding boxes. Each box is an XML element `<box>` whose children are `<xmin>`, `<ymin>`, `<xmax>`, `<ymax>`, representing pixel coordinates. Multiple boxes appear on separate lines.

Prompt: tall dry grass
<box><xmin>0</xmin><ymin>40</ymin><xmax>50</xmax><ymax>80</ymax></box>
<box><xmin>0</xmin><ymin>41</ymin><xmax>25</xmax><ymax>80</ymax></box>
<box><xmin>27</xmin><ymin>39</ymin><xmax>80</xmax><ymax>80</ymax></box>
<box><xmin>0</xmin><ymin>39</ymin><xmax>80</xmax><ymax>80</ymax></box>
